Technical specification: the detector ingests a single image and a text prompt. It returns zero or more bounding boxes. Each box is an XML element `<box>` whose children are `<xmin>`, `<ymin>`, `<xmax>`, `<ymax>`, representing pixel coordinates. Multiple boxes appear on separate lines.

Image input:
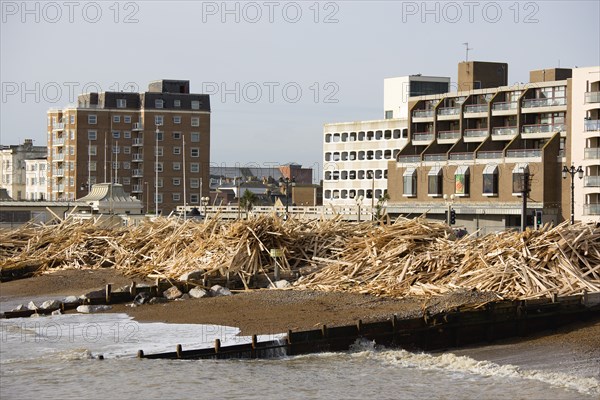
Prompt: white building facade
<box><xmin>0</xmin><ymin>139</ymin><xmax>47</xmax><ymax>200</ymax></box>
<box><xmin>25</xmin><ymin>158</ymin><xmax>48</xmax><ymax>201</ymax></box>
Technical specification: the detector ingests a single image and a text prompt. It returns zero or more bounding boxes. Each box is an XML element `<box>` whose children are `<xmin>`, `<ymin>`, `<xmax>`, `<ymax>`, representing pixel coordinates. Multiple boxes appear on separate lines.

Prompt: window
<box><xmin>124</xmin><ymin>115</ymin><xmax>131</xmax><ymax>123</ymax></box>
<box><xmin>173</xmin><ymin>132</ymin><xmax>181</xmax><ymax>140</ymax></box>
<box><xmin>385</xmin><ymin>110</ymin><xmax>393</xmax><ymax>119</ymax></box>
<box><xmin>155</xmin><ymin>146</ymin><xmax>163</xmax><ymax>157</ymax></box>
<box><xmin>190</xmin><ymin>132</ymin><xmax>200</xmax><ymax>142</ymax></box>
<box><xmin>190</xmin><ymin>178</ymin><xmax>199</xmax><ymax>188</ymax></box>
<box><xmin>173</xmin><ymin>178</ymin><xmax>181</xmax><ymax>186</ymax></box>
<box><xmin>113</xmin><ymin>131</ymin><xmax>120</xmax><ymax>139</ymax></box>
<box><xmin>155</xmin><ymin>193</ymin><xmax>163</xmax><ymax>203</ymax></box>
<box><xmin>191</xmin><ymin>148</ymin><xmax>200</xmax><ymax>157</ymax></box>
<box><xmin>88</xmin><ymin>115</ymin><xmax>97</xmax><ymax>124</ymax></box>
<box><xmin>155</xmin><ymin>131</ymin><xmax>164</xmax><ymax>141</ymax></box>
<box><xmin>112</xmin><ymin>162</ymin><xmax>120</xmax><ymax>170</ymax></box>
<box><xmin>173</xmin><ymin>147</ymin><xmax>181</xmax><ymax>155</ymax></box>
<box><xmin>112</xmin><ymin>145</ymin><xmax>120</xmax><ymax>154</ymax></box>
<box><xmin>173</xmin><ymin>162</ymin><xmax>181</xmax><ymax>171</ymax></box>
<box><xmin>403</xmin><ymin>168</ymin><xmax>417</xmax><ymax>197</ymax></box>
<box><xmin>123</xmin><ymin>161</ymin><xmax>130</xmax><ymax>170</ymax></box>
<box><xmin>70</xmin><ymin>115</ymin><xmax>75</xmax><ymax>124</ymax></box>
<box><xmin>70</xmin><ymin>130</ymin><xmax>75</xmax><ymax>140</ymax></box>
<box><xmin>117</xmin><ymin>99</ymin><xmax>127</xmax><ymax>108</ymax></box>
<box><xmin>512</xmin><ymin>164</ymin><xmax>529</xmax><ymax>195</ymax></box>
<box><xmin>89</xmin><ymin>162</ymin><xmax>97</xmax><ymax>171</ymax></box>
<box><xmin>174</xmin><ymin>100</ymin><xmax>181</xmax><ymax>108</ymax></box>
<box><xmin>428</xmin><ymin>167</ymin><xmax>443</xmax><ymax>196</ymax></box>
<box><xmin>190</xmin><ymin>194</ymin><xmax>199</xmax><ymax>203</ymax></box>
<box><xmin>123</xmin><ymin>146</ymin><xmax>131</xmax><ymax>154</ymax></box>
<box><xmin>191</xmin><ymin>100</ymin><xmax>200</xmax><ymax>109</ymax></box>
<box><xmin>69</xmin><ymin>146</ymin><xmax>75</xmax><ymax>155</ymax></box>
<box><xmin>155</xmin><ymin>178</ymin><xmax>163</xmax><ymax>188</ymax></box>
<box><xmin>454</xmin><ymin>166</ymin><xmax>470</xmax><ymax>196</ymax></box>
<box><xmin>88</xmin><ymin>130</ymin><xmax>97</xmax><ymax>140</ymax></box>
<box><xmin>173</xmin><ymin>116</ymin><xmax>181</xmax><ymax>124</ymax></box>
<box><xmin>482</xmin><ymin>165</ymin><xmax>499</xmax><ymax>196</ymax></box>
<box><xmin>123</xmin><ymin>177</ymin><xmax>130</xmax><ymax>185</ymax></box>
<box><xmin>155</xmin><ymin>115</ymin><xmax>164</xmax><ymax>126</ymax></box>
<box><xmin>155</xmin><ymin>99</ymin><xmax>164</xmax><ymax>109</ymax></box>
<box><xmin>124</xmin><ymin>131</ymin><xmax>131</xmax><ymax>139</ymax></box>
<box><xmin>190</xmin><ymin>163</ymin><xmax>199</xmax><ymax>173</ymax></box>
<box><xmin>191</xmin><ymin>117</ymin><xmax>200</xmax><ymax>127</ymax></box>
<box><xmin>172</xmin><ymin>193</ymin><xmax>181</xmax><ymax>201</ymax></box>
<box><xmin>89</xmin><ymin>145</ymin><xmax>97</xmax><ymax>156</ymax></box>
<box><xmin>155</xmin><ymin>162</ymin><xmax>163</xmax><ymax>172</ymax></box>
<box><xmin>113</xmin><ymin>115</ymin><xmax>121</xmax><ymax>123</ymax></box>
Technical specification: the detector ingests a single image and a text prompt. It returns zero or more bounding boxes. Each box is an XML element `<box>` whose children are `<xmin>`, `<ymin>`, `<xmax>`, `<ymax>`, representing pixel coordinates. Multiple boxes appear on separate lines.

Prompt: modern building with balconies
<box><xmin>388</xmin><ymin>61</ymin><xmax>599</xmax><ymax>232</ymax></box>
<box><xmin>46</xmin><ymin>80</ymin><xmax>211</xmax><ymax>214</ymax></box>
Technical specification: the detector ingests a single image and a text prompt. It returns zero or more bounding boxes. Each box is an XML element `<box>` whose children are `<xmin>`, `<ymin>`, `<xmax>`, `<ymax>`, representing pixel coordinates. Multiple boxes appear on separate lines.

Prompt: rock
<box><xmin>148</xmin><ymin>297</ymin><xmax>169</xmax><ymax>305</ymax></box>
<box><xmin>188</xmin><ymin>287</ymin><xmax>209</xmax><ymax>299</ymax></box>
<box><xmin>63</xmin><ymin>296</ymin><xmax>79</xmax><ymax>304</ymax></box>
<box><xmin>269</xmin><ymin>280</ymin><xmax>291</xmax><ymax>289</ymax></box>
<box><xmin>40</xmin><ymin>300</ymin><xmax>62</xmax><ymax>310</ymax></box>
<box><xmin>178</xmin><ymin>270</ymin><xmax>205</xmax><ymax>282</ymax></box>
<box><xmin>163</xmin><ymin>286</ymin><xmax>183</xmax><ymax>300</ymax></box>
<box><xmin>30</xmin><ymin>313</ymin><xmax>41</xmax><ymax>318</ymax></box>
<box><xmin>11</xmin><ymin>304</ymin><xmax>26</xmax><ymax>312</ymax></box>
<box><xmin>180</xmin><ymin>293</ymin><xmax>190</xmax><ymax>300</ymax></box>
<box><xmin>210</xmin><ymin>285</ymin><xmax>232</xmax><ymax>297</ymax></box>
<box><xmin>81</xmin><ymin>289</ymin><xmax>104</xmax><ymax>300</ymax></box>
<box><xmin>27</xmin><ymin>301</ymin><xmax>39</xmax><ymax>311</ymax></box>
<box><xmin>76</xmin><ymin>305</ymin><xmax>112</xmax><ymax>314</ymax></box>
<box><xmin>134</xmin><ymin>292</ymin><xmax>152</xmax><ymax>305</ymax></box>
<box><xmin>51</xmin><ymin>309</ymin><xmax>62</xmax><ymax>316</ymax></box>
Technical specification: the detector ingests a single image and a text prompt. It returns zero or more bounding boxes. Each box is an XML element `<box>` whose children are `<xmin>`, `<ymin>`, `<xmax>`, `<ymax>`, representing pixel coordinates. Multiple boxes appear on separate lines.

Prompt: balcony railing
<box><xmin>56</xmin><ymin>184</ymin><xmax>65</xmax><ymax>192</ymax></box>
<box><xmin>464</xmin><ymin>128</ymin><xmax>488</xmax><ymax>137</ymax></box>
<box><xmin>438</xmin><ymin>130</ymin><xmax>460</xmax><ymax>140</ymax></box>
<box><xmin>584</xmin><ymin>204</ymin><xmax>600</xmax><ymax>215</ymax></box>
<box><xmin>133</xmin><ymin>138</ymin><xmax>144</xmax><ymax>146</ymax></box>
<box><xmin>506</xmin><ymin>149</ymin><xmax>542</xmax><ymax>158</ymax></box>
<box><xmin>492</xmin><ymin>126</ymin><xmax>518</xmax><ymax>136</ymax></box>
<box><xmin>54</xmin><ymin>169</ymin><xmax>64</xmax><ymax>176</ymax></box>
<box><xmin>584</xmin><ymin>147</ymin><xmax>600</xmax><ymax>159</ymax></box>
<box><xmin>53</xmin><ymin>137</ymin><xmax>65</xmax><ymax>146</ymax></box>
<box><xmin>522</xmin><ymin>123</ymin><xmax>565</xmax><ymax>134</ymax></box>
<box><xmin>584</xmin><ymin>91</ymin><xmax>600</xmax><ymax>103</ymax></box>
<box><xmin>464</xmin><ymin>104</ymin><xmax>488</xmax><ymax>113</ymax></box>
<box><xmin>584</xmin><ymin>176</ymin><xmax>600</xmax><ymax>187</ymax></box>
<box><xmin>413</xmin><ymin>132</ymin><xmax>434</xmax><ymax>141</ymax></box>
<box><xmin>52</xmin><ymin>122</ymin><xmax>65</xmax><ymax>130</ymax></box>
<box><xmin>132</xmin><ymin>184</ymin><xmax>144</xmax><ymax>192</ymax></box>
<box><xmin>438</xmin><ymin>107</ymin><xmax>460</xmax><ymax>116</ymax></box>
<box><xmin>413</xmin><ymin>110</ymin><xmax>434</xmax><ymax>118</ymax></box>
<box><xmin>424</xmin><ymin>153</ymin><xmax>447</xmax><ymax>161</ymax></box>
<box><xmin>522</xmin><ymin>97</ymin><xmax>566</xmax><ymax>108</ymax></box>
<box><xmin>585</xmin><ymin>120</ymin><xmax>600</xmax><ymax>132</ymax></box>
<box><xmin>132</xmin><ymin>122</ymin><xmax>144</xmax><ymax>131</ymax></box>
<box><xmin>449</xmin><ymin>152</ymin><xmax>474</xmax><ymax>160</ymax></box>
<box><xmin>398</xmin><ymin>155</ymin><xmax>421</xmax><ymax>163</ymax></box>
<box><xmin>492</xmin><ymin>101</ymin><xmax>518</xmax><ymax>111</ymax></box>
<box><xmin>132</xmin><ymin>169</ymin><xmax>144</xmax><ymax>177</ymax></box>
<box><xmin>477</xmin><ymin>151</ymin><xmax>503</xmax><ymax>159</ymax></box>
<box><xmin>53</xmin><ymin>154</ymin><xmax>65</xmax><ymax>161</ymax></box>
<box><xmin>132</xmin><ymin>154</ymin><xmax>144</xmax><ymax>161</ymax></box>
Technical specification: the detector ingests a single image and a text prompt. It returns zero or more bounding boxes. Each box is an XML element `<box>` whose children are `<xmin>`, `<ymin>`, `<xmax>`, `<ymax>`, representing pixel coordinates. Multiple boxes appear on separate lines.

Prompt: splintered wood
<box><xmin>1</xmin><ymin>216</ymin><xmax>599</xmax><ymax>300</ymax></box>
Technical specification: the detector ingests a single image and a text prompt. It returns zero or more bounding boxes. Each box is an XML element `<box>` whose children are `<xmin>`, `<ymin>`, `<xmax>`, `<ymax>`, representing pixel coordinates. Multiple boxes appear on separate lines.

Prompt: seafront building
<box><xmin>46</xmin><ymin>79</ymin><xmax>211</xmax><ymax>214</ymax></box>
<box><xmin>0</xmin><ymin>139</ymin><xmax>47</xmax><ymax>200</ymax></box>
<box><xmin>323</xmin><ymin>75</ymin><xmax>450</xmax><ymax>206</ymax></box>
<box><xmin>25</xmin><ymin>158</ymin><xmax>48</xmax><ymax>201</ymax></box>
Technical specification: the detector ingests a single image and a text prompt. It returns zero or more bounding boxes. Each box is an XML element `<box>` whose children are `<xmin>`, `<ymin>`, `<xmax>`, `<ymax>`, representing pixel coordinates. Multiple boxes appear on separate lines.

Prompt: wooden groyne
<box><xmin>136</xmin><ymin>293</ymin><xmax>600</xmax><ymax>360</ymax></box>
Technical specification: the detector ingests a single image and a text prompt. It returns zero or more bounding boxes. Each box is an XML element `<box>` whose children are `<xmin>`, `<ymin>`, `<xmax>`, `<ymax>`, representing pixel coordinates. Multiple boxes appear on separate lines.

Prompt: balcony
<box><xmin>477</xmin><ymin>151</ymin><xmax>503</xmax><ymax>159</ymax></box>
<box><xmin>398</xmin><ymin>155</ymin><xmax>421</xmax><ymax>163</ymax></box>
<box><xmin>52</xmin><ymin>122</ymin><xmax>65</xmax><ymax>131</ymax></box>
<box><xmin>412</xmin><ymin>110</ymin><xmax>434</xmax><ymax>119</ymax></box>
<box><xmin>56</xmin><ymin>184</ymin><xmax>65</xmax><ymax>192</ymax></box>
<box><xmin>132</xmin><ymin>169</ymin><xmax>144</xmax><ymax>177</ymax></box>
<box><xmin>412</xmin><ymin>132</ymin><xmax>434</xmax><ymax>143</ymax></box>
<box><xmin>449</xmin><ymin>152</ymin><xmax>474</xmax><ymax>160</ymax></box>
<box><xmin>585</xmin><ymin>120</ymin><xmax>600</xmax><ymax>132</ymax></box>
<box><xmin>585</xmin><ymin>91</ymin><xmax>600</xmax><ymax>104</ymax></box>
<box><xmin>464</xmin><ymin>104</ymin><xmax>488</xmax><ymax>114</ymax></box>
<box><xmin>437</xmin><ymin>107</ymin><xmax>460</xmax><ymax>119</ymax></box>
<box><xmin>133</xmin><ymin>138</ymin><xmax>144</xmax><ymax>146</ymax></box>
<box><xmin>132</xmin><ymin>122</ymin><xmax>144</xmax><ymax>131</ymax></box>
<box><xmin>522</xmin><ymin>97</ymin><xmax>566</xmax><ymax>108</ymax></box>
<box><xmin>437</xmin><ymin>130</ymin><xmax>460</xmax><ymax>142</ymax></box>
<box><xmin>464</xmin><ymin>128</ymin><xmax>488</xmax><ymax>141</ymax></box>
<box><xmin>583</xmin><ymin>204</ymin><xmax>600</xmax><ymax>215</ymax></box>
<box><xmin>53</xmin><ymin>153</ymin><xmax>65</xmax><ymax>161</ymax></box>
<box><xmin>584</xmin><ymin>176</ymin><xmax>600</xmax><ymax>187</ymax></box>
<box><xmin>53</xmin><ymin>137</ymin><xmax>65</xmax><ymax>146</ymax></box>
<box><xmin>54</xmin><ymin>169</ymin><xmax>64</xmax><ymax>177</ymax></box>
<box><xmin>424</xmin><ymin>153</ymin><xmax>447</xmax><ymax>161</ymax></box>
<box><xmin>132</xmin><ymin>184</ymin><xmax>144</xmax><ymax>193</ymax></box>
<box><xmin>584</xmin><ymin>147</ymin><xmax>600</xmax><ymax>159</ymax></box>
<box><xmin>492</xmin><ymin>101</ymin><xmax>518</xmax><ymax>111</ymax></box>
<box><xmin>132</xmin><ymin>154</ymin><xmax>144</xmax><ymax>162</ymax></box>
<box><xmin>506</xmin><ymin>149</ymin><xmax>542</xmax><ymax>158</ymax></box>
<box><xmin>522</xmin><ymin>123</ymin><xmax>564</xmax><ymax>137</ymax></box>
<box><xmin>492</xmin><ymin>126</ymin><xmax>518</xmax><ymax>140</ymax></box>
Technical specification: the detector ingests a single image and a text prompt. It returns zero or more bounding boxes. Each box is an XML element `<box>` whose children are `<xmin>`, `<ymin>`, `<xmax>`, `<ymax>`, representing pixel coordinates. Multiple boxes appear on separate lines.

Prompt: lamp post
<box><xmin>155</xmin><ymin>125</ymin><xmax>160</xmax><ymax>216</ymax></box>
<box><xmin>201</xmin><ymin>196</ymin><xmax>210</xmax><ymax>217</ymax></box>
<box><xmin>279</xmin><ymin>176</ymin><xmax>295</xmax><ymax>217</ymax></box>
<box><xmin>562</xmin><ymin>164</ymin><xmax>584</xmax><ymax>224</ymax></box>
<box><xmin>235</xmin><ymin>177</ymin><xmax>242</xmax><ymax>219</ymax></box>
<box><xmin>356</xmin><ymin>195</ymin><xmax>364</xmax><ymax>222</ymax></box>
<box><xmin>443</xmin><ymin>194</ymin><xmax>455</xmax><ymax>226</ymax></box>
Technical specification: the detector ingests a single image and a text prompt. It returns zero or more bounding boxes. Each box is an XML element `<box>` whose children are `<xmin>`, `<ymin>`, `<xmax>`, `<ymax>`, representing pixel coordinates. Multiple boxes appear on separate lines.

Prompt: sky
<box><xmin>1</xmin><ymin>0</ymin><xmax>599</xmax><ymax>176</ymax></box>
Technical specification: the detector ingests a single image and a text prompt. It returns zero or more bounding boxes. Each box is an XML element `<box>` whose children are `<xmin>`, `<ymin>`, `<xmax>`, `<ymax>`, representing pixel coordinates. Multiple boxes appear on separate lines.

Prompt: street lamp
<box><xmin>279</xmin><ymin>176</ymin><xmax>295</xmax><ymax>216</ymax></box>
<box><xmin>155</xmin><ymin>125</ymin><xmax>160</xmax><ymax>216</ymax></box>
<box><xmin>356</xmin><ymin>195</ymin><xmax>364</xmax><ymax>222</ymax></box>
<box><xmin>201</xmin><ymin>196</ymin><xmax>210</xmax><ymax>217</ymax></box>
<box><xmin>443</xmin><ymin>194</ymin><xmax>455</xmax><ymax>226</ymax></box>
<box><xmin>562</xmin><ymin>164</ymin><xmax>584</xmax><ymax>224</ymax></box>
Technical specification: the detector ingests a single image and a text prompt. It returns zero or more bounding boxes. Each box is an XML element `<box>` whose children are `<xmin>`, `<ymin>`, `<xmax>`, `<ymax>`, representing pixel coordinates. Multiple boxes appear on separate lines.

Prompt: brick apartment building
<box><xmin>47</xmin><ymin>80</ymin><xmax>211</xmax><ymax>214</ymax></box>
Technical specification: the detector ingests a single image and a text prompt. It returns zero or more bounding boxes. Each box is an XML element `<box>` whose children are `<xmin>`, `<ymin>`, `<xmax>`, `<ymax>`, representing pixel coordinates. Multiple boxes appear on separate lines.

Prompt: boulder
<box><xmin>40</xmin><ymin>300</ymin><xmax>62</xmax><ymax>310</ymax></box>
<box><xmin>180</xmin><ymin>293</ymin><xmax>190</xmax><ymax>300</ymax></box>
<box><xmin>133</xmin><ymin>292</ymin><xmax>152</xmax><ymax>305</ymax></box>
<box><xmin>148</xmin><ymin>297</ymin><xmax>169</xmax><ymax>305</ymax></box>
<box><xmin>188</xmin><ymin>287</ymin><xmax>209</xmax><ymax>299</ymax></box>
<box><xmin>178</xmin><ymin>270</ymin><xmax>205</xmax><ymax>282</ymax></box>
<box><xmin>210</xmin><ymin>285</ymin><xmax>232</xmax><ymax>297</ymax></box>
<box><xmin>11</xmin><ymin>304</ymin><xmax>26</xmax><ymax>312</ymax></box>
<box><xmin>269</xmin><ymin>280</ymin><xmax>291</xmax><ymax>289</ymax></box>
<box><xmin>27</xmin><ymin>301</ymin><xmax>39</xmax><ymax>311</ymax></box>
<box><xmin>51</xmin><ymin>309</ymin><xmax>62</xmax><ymax>316</ymax></box>
<box><xmin>163</xmin><ymin>286</ymin><xmax>183</xmax><ymax>300</ymax></box>
<box><xmin>63</xmin><ymin>296</ymin><xmax>79</xmax><ymax>304</ymax></box>
<box><xmin>81</xmin><ymin>289</ymin><xmax>104</xmax><ymax>300</ymax></box>
<box><xmin>76</xmin><ymin>305</ymin><xmax>112</xmax><ymax>314</ymax></box>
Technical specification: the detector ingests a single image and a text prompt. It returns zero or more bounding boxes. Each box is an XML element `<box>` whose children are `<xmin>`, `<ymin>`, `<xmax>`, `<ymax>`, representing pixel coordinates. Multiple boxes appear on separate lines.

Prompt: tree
<box><xmin>239</xmin><ymin>189</ymin><xmax>257</xmax><ymax>219</ymax></box>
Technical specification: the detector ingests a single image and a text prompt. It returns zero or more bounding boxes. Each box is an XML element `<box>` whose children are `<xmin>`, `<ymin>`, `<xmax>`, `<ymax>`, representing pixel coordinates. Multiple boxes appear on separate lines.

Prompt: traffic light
<box><xmin>450</xmin><ymin>209</ymin><xmax>456</xmax><ymax>225</ymax></box>
<box><xmin>535</xmin><ymin>210</ymin><xmax>543</xmax><ymax>226</ymax></box>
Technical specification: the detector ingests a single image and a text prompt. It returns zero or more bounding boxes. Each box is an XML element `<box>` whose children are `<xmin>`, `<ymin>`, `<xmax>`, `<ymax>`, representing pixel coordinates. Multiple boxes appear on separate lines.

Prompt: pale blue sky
<box><xmin>1</xmin><ymin>0</ymin><xmax>599</xmax><ymax>172</ymax></box>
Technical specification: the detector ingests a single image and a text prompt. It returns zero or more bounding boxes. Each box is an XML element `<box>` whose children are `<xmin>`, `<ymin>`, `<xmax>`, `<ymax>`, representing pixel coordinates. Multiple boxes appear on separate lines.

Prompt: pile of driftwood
<box><xmin>1</xmin><ymin>216</ymin><xmax>599</xmax><ymax>299</ymax></box>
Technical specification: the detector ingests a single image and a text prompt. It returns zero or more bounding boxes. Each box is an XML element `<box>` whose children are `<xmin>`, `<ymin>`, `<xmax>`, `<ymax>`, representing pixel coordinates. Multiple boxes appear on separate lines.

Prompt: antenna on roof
<box><xmin>462</xmin><ymin>42</ymin><xmax>472</xmax><ymax>62</ymax></box>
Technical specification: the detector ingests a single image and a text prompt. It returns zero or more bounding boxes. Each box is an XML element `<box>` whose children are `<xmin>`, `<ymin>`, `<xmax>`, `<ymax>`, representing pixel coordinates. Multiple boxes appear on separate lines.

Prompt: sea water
<box><xmin>1</xmin><ymin>313</ymin><xmax>598</xmax><ymax>400</ymax></box>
